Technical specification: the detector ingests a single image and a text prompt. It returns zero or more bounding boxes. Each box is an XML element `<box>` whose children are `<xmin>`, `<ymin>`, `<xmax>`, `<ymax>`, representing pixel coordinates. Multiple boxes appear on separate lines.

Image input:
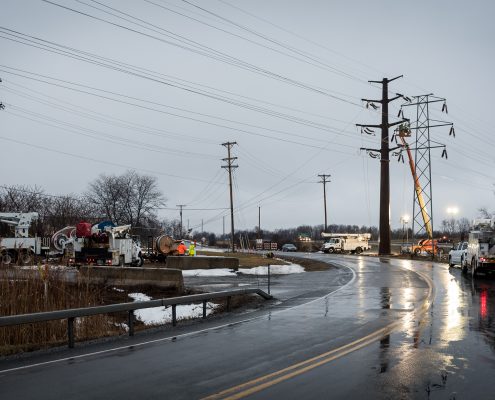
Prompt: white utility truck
<box><xmin>53</xmin><ymin>221</ymin><xmax>143</xmax><ymax>267</ymax></box>
<box><xmin>0</xmin><ymin>212</ymin><xmax>42</xmax><ymax>265</ymax></box>
<box><xmin>466</xmin><ymin>217</ymin><xmax>495</xmax><ymax>276</ymax></box>
<box><xmin>321</xmin><ymin>233</ymin><xmax>371</xmax><ymax>254</ymax></box>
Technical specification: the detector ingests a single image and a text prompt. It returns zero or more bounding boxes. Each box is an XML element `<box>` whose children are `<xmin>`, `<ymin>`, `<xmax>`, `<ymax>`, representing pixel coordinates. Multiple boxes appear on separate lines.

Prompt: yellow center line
<box><xmin>203</xmin><ymin>266</ymin><xmax>433</xmax><ymax>400</ymax></box>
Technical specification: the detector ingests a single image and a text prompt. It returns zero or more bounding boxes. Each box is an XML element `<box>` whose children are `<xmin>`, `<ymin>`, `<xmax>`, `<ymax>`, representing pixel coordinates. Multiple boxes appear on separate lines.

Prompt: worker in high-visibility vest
<box><xmin>177</xmin><ymin>241</ymin><xmax>188</xmax><ymax>256</ymax></box>
<box><xmin>189</xmin><ymin>241</ymin><xmax>196</xmax><ymax>256</ymax></box>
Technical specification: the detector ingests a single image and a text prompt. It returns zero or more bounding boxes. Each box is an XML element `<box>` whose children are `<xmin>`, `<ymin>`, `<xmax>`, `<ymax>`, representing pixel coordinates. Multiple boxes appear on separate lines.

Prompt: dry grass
<box><xmin>0</xmin><ymin>266</ymin><xmax>128</xmax><ymax>355</ymax></box>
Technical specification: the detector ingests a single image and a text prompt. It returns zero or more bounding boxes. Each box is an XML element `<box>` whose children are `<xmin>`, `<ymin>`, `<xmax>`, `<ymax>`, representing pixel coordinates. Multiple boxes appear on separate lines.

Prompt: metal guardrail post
<box><xmin>202</xmin><ymin>300</ymin><xmax>207</xmax><ymax>319</ymax></box>
<box><xmin>128</xmin><ymin>310</ymin><xmax>134</xmax><ymax>336</ymax></box>
<box><xmin>226</xmin><ymin>296</ymin><xmax>231</xmax><ymax>311</ymax></box>
<box><xmin>172</xmin><ymin>305</ymin><xmax>177</xmax><ymax>326</ymax></box>
<box><xmin>68</xmin><ymin>317</ymin><xmax>75</xmax><ymax>348</ymax></box>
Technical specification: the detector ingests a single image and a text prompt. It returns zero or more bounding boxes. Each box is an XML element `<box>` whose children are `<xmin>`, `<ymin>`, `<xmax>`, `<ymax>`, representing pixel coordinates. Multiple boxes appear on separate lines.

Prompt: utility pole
<box><xmin>176</xmin><ymin>204</ymin><xmax>186</xmax><ymax>238</ymax></box>
<box><xmin>222</xmin><ymin>216</ymin><xmax>225</xmax><ymax>238</ymax></box>
<box><xmin>318</xmin><ymin>174</ymin><xmax>331</xmax><ymax>232</ymax></box>
<box><xmin>258</xmin><ymin>206</ymin><xmax>261</xmax><ymax>239</ymax></box>
<box><xmin>357</xmin><ymin>75</ymin><xmax>408</xmax><ymax>255</ymax></box>
<box><xmin>221</xmin><ymin>141</ymin><xmax>238</xmax><ymax>253</ymax></box>
<box><xmin>201</xmin><ymin>219</ymin><xmax>204</xmax><ymax>234</ymax></box>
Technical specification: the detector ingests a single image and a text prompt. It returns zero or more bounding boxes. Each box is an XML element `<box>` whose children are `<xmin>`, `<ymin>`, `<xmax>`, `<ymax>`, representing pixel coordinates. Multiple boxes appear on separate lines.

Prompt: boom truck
<box><xmin>466</xmin><ymin>217</ymin><xmax>495</xmax><ymax>277</ymax></box>
<box><xmin>0</xmin><ymin>212</ymin><xmax>45</xmax><ymax>265</ymax></box>
<box><xmin>52</xmin><ymin>221</ymin><xmax>143</xmax><ymax>267</ymax></box>
<box><xmin>321</xmin><ymin>233</ymin><xmax>371</xmax><ymax>254</ymax></box>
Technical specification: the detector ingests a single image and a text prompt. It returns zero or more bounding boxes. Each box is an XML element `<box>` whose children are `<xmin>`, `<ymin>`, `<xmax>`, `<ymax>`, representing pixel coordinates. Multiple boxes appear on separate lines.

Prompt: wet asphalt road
<box><xmin>1</xmin><ymin>254</ymin><xmax>495</xmax><ymax>399</ymax></box>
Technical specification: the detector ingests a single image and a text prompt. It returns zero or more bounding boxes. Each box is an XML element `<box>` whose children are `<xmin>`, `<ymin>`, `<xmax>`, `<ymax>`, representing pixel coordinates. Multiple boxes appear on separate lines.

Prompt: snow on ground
<box><xmin>182</xmin><ymin>269</ymin><xmax>237</xmax><ymax>277</ymax></box>
<box><xmin>128</xmin><ymin>293</ymin><xmax>218</xmax><ymax>325</ymax></box>
<box><xmin>239</xmin><ymin>263</ymin><xmax>305</xmax><ymax>275</ymax></box>
<box><xmin>182</xmin><ymin>262</ymin><xmax>305</xmax><ymax>277</ymax></box>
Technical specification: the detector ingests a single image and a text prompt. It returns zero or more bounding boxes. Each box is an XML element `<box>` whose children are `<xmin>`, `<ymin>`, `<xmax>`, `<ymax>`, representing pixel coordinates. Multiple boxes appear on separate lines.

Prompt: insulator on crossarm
<box><xmin>398</xmin><ymin>153</ymin><xmax>404</xmax><ymax>163</ymax></box>
<box><xmin>441</xmin><ymin>149</ymin><xmax>448</xmax><ymax>159</ymax></box>
<box><xmin>449</xmin><ymin>126</ymin><xmax>455</xmax><ymax>137</ymax></box>
<box><xmin>397</xmin><ymin>108</ymin><xmax>403</xmax><ymax>118</ymax></box>
<box><xmin>442</xmin><ymin>102</ymin><xmax>448</xmax><ymax>113</ymax></box>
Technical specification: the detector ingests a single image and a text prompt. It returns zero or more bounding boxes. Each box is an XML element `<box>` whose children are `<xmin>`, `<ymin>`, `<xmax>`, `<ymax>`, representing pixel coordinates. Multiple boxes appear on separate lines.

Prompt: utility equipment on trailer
<box><xmin>0</xmin><ymin>212</ymin><xmax>43</xmax><ymax>265</ymax></box>
<box><xmin>53</xmin><ymin>221</ymin><xmax>143</xmax><ymax>267</ymax></box>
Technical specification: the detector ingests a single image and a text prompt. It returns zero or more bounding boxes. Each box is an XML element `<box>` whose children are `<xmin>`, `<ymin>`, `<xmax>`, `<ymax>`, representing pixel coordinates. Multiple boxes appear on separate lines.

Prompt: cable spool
<box><xmin>155</xmin><ymin>235</ymin><xmax>178</xmax><ymax>255</ymax></box>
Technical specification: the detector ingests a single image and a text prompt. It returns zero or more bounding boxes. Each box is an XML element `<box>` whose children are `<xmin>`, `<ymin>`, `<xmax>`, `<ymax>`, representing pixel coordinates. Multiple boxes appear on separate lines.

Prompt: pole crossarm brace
<box><xmin>356</xmin><ymin>123</ymin><xmax>382</xmax><ymax>129</ymax></box>
<box><xmin>369</xmin><ymin>75</ymin><xmax>403</xmax><ymax>84</ymax></box>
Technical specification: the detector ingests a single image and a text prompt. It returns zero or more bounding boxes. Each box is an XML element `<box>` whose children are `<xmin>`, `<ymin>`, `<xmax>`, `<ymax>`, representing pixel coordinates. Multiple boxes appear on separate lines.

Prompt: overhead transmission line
<box><xmin>4</xmin><ymin>104</ymin><xmax>219</xmax><ymax>160</ymax></box>
<box><xmin>0</xmin><ymin>67</ymin><xmax>373</xmax><ymax>156</ymax></box>
<box><xmin>39</xmin><ymin>1</ymin><xmax>362</xmax><ymax>107</ymax></box>
<box><xmin>2</xmin><ymin>81</ymin><xmax>219</xmax><ymax>146</ymax></box>
<box><xmin>0</xmin><ymin>136</ymin><xmax>224</xmax><ymax>184</ymax></box>
<box><xmin>0</xmin><ymin>27</ymin><xmax>366</xmax><ymax>138</ymax></box>
<box><xmin>180</xmin><ymin>0</ymin><xmax>368</xmax><ymax>85</ymax></box>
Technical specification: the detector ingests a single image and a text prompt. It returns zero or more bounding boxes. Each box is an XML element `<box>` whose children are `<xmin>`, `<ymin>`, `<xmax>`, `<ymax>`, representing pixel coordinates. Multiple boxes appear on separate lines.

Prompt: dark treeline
<box><xmin>0</xmin><ymin>174</ymin><xmax>481</xmax><ymax>246</ymax></box>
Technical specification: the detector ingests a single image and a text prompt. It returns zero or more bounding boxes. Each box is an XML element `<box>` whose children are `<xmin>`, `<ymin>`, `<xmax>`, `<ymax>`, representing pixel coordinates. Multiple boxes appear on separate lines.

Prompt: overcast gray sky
<box><xmin>1</xmin><ymin>0</ymin><xmax>494</xmax><ymax>234</ymax></box>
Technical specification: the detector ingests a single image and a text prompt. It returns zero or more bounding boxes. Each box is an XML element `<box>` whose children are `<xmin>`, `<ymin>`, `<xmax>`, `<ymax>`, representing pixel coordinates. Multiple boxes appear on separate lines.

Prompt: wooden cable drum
<box><xmin>155</xmin><ymin>235</ymin><xmax>178</xmax><ymax>254</ymax></box>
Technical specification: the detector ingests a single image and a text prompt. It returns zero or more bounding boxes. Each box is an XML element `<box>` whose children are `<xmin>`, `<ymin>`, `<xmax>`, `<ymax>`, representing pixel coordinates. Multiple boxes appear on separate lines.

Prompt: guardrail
<box><xmin>0</xmin><ymin>288</ymin><xmax>272</xmax><ymax>348</ymax></box>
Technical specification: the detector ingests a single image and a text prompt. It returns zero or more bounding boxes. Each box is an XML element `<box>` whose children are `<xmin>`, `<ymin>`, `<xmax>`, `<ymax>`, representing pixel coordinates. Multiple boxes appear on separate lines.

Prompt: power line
<box><xmin>0</xmin><ymin>136</ymin><xmax>224</xmax><ymax>184</ymax></box>
<box><xmin>0</xmin><ymin>65</ymin><xmax>375</xmax><ymax>153</ymax></box>
<box><xmin>38</xmin><ymin>2</ymin><xmax>363</xmax><ymax>107</ymax></box>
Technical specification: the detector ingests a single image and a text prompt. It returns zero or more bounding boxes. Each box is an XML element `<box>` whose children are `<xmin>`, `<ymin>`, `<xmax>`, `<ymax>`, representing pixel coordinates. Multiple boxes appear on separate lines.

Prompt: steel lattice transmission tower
<box><xmin>399</xmin><ymin>95</ymin><xmax>453</xmax><ymax>248</ymax></box>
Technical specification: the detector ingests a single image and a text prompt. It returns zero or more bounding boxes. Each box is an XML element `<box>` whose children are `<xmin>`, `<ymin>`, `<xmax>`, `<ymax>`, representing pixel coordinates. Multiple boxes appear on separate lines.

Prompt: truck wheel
<box><xmin>471</xmin><ymin>259</ymin><xmax>477</xmax><ymax>278</ymax></box>
<box><xmin>133</xmin><ymin>256</ymin><xmax>144</xmax><ymax>267</ymax></box>
<box><xmin>414</xmin><ymin>248</ymin><xmax>421</xmax><ymax>256</ymax></box>
<box><xmin>328</xmin><ymin>248</ymin><xmax>335</xmax><ymax>254</ymax></box>
<box><xmin>1</xmin><ymin>250</ymin><xmax>13</xmax><ymax>266</ymax></box>
<box><xmin>355</xmin><ymin>247</ymin><xmax>363</xmax><ymax>255</ymax></box>
<box><xmin>461</xmin><ymin>257</ymin><xmax>467</xmax><ymax>274</ymax></box>
<box><xmin>19</xmin><ymin>250</ymin><xmax>33</xmax><ymax>265</ymax></box>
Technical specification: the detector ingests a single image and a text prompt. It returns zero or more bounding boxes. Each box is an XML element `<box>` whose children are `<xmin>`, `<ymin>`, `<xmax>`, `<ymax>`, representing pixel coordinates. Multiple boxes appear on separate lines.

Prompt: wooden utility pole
<box><xmin>176</xmin><ymin>204</ymin><xmax>186</xmax><ymax>238</ymax></box>
<box><xmin>258</xmin><ymin>206</ymin><xmax>261</xmax><ymax>239</ymax></box>
<box><xmin>318</xmin><ymin>174</ymin><xmax>331</xmax><ymax>232</ymax></box>
<box><xmin>357</xmin><ymin>75</ymin><xmax>407</xmax><ymax>255</ymax></box>
<box><xmin>221</xmin><ymin>142</ymin><xmax>238</xmax><ymax>253</ymax></box>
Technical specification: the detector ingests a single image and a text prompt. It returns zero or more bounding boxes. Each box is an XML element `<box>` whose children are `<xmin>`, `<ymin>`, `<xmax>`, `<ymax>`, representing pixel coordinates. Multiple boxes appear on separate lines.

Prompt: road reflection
<box><xmin>465</xmin><ymin>274</ymin><xmax>495</xmax><ymax>348</ymax></box>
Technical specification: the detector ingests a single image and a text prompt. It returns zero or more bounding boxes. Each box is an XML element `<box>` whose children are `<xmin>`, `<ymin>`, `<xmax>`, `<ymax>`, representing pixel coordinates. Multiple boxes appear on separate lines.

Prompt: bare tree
<box><xmin>86</xmin><ymin>171</ymin><xmax>166</xmax><ymax>226</ymax></box>
<box><xmin>0</xmin><ymin>185</ymin><xmax>46</xmax><ymax>213</ymax></box>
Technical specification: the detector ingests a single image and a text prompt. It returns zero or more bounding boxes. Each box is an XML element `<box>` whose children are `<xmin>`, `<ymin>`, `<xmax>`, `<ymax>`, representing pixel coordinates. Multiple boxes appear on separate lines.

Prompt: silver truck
<box><xmin>448</xmin><ymin>241</ymin><xmax>468</xmax><ymax>269</ymax></box>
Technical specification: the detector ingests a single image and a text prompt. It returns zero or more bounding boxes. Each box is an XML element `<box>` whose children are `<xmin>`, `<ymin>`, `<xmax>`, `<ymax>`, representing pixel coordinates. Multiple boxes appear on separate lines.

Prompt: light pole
<box><xmin>446</xmin><ymin>206</ymin><xmax>459</xmax><ymax>237</ymax></box>
<box><xmin>401</xmin><ymin>215</ymin><xmax>410</xmax><ymax>245</ymax></box>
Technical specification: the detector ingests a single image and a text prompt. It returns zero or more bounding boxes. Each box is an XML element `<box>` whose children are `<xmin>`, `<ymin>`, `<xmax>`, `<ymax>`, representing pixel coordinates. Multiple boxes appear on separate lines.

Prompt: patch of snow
<box><xmin>182</xmin><ymin>269</ymin><xmax>237</xmax><ymax>277</ymax></box>
<box><xmin>113</xmin><ymin>287</ymin><xmax>125</xmax><ymax>292</ymax></box>
<box><xmin>128</xmin><ymin>292</ymin><xmax>218</xmax><ymax>325</ymax></box>
<box><xmin>198</xmin><ymin>247</ymin><xmax>228</xmax><ymax>253</ymax></box>
<box><xmin>238</xmin><ymin>263</ymin><xmax>305</xmax><ymax>275</ymax></box>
